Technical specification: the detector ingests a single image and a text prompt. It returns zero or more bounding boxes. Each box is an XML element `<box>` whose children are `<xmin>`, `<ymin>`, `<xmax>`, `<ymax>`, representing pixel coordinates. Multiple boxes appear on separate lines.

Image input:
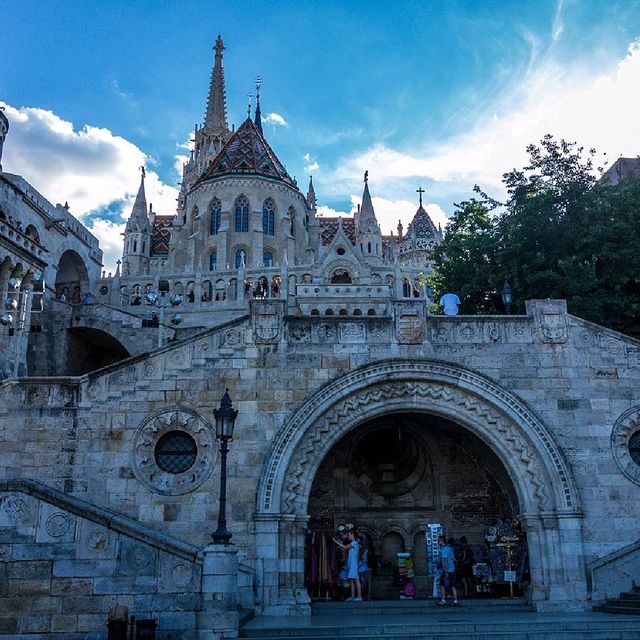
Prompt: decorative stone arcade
<box><xmin>255</xmin><ymin>360</ymin><xmax>587</xmax><ymax>614</ymax></box>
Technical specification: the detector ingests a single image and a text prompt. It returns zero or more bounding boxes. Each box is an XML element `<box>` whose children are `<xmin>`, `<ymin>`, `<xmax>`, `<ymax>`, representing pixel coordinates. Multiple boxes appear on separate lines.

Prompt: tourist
<box><xmin>457</xmin><ymin>536</ymin><xmax>474</xmax><ymax>597</ymax></box>
<box><xmin>437</xmin><ymin>536</ymin><xmax>459</xmax><ymax>606</ymax></box>
<box><xmin>439</xmin><ymin>292</ymin><xmax>460</xmax><ymax>316</ymax></box>
<box><xmin>333</xmin><ymin>530</ymin><xmax>362</xmax><ymax>601</ymax></box>
<box><xmin>357</xmin><ymin>535</ymin><xmax>372</xmax><ymax>600</ymax></box>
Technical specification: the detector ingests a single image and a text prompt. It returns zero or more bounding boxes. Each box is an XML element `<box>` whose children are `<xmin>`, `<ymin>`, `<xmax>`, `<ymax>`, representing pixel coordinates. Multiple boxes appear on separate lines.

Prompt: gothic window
<box><xmin>133</xmin><ymin>240</ymin><xmax>137</xmax><ymax>252</ymax></box>
<box><xmin>263</xmin><ymin>251</ymin><xmax>273</xmax><ymax>267</ymax></box>
<box><xmin>210</xmin><ymin>198</ymin><xmax>221</xmax><ymax>235</ymax></box>
<box><xmin>209</xmin><ymin>250</ymin><xmax>218</xmax><ymax>271</ymax></box>
<box><xmin>288</xmin><ymin>207</ymin><xmax>296</xmax><ymax>237</ymax></box>
<box><xmin>190</xmin><ymin>206</ymin><xmax>199</xmax><ymax>236</ymax></box>
<box><xmin>235</xmin><ymin>196</ymin><xmax>249</xmax><ymax>232</ymax></box>
<box><xmin>262</xmin><ymin>198</ymin><xmax>275</xmax><ymax>236</ymax></box>
<box><xmin>235</xmin><ymin>249</ymin><xmax>247</xmax><ymax>268</ymax></box>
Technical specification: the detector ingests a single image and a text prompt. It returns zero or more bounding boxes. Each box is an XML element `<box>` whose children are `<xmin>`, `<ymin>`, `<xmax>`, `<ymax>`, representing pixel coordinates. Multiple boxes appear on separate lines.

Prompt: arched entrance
<box><xmin>55</xmin><ymin>250</ymin><xmax>89</xmax><ymax>303</ymax></box>
<box><xmin>306</xmin><ymin>412</ymin><xmax>526</xmax><ymax>600</ymax></box>
<box><xmin>255</xmin><ymin>360</ymin><xmax>585</xmax><ymax>615</ymax></box>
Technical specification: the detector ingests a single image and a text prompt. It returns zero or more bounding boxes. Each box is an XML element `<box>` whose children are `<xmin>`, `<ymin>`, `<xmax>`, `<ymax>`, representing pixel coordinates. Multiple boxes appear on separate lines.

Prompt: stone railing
<box><xmin>588</xmin><ymin>539</ymin><xmax>640</xmax><ymax>603</ymax></box>
<box><xmin>295</xmin><ymin>283</ymin><xmax>392</xmax><ymax>317</ymax></box>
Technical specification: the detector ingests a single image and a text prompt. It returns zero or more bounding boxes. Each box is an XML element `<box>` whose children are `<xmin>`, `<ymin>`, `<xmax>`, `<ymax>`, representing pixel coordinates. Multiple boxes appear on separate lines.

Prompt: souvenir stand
<box><xmin>395</xmin><ymin>552</ymin><xmax>416</xmax><ymax>599</ymax></box>
<box><xmin>426</xmin><ymin>523</ymin><xmax>444</xmax><ymax>598</ymax></box>
<box><xmin>481</xmin><ymin>520</ymin><xmax>528</xmax><ymax>597</ymax></box>
<box><xmin>305</xmin><ymin>530</ymin><xmax>339</xmax><ymax>600</ymax></box>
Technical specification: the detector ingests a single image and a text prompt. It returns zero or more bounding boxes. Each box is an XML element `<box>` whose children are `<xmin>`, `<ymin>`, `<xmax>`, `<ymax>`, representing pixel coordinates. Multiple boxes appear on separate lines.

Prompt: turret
<box><xmin>355</xmin><ymin>171</ymin><xmax>383</xmax><ymax>263</ymax></box>
<box><xmin>122</xmin><ymin>168</ymin><xmax>152</xmax><ymax>276</ymax></box>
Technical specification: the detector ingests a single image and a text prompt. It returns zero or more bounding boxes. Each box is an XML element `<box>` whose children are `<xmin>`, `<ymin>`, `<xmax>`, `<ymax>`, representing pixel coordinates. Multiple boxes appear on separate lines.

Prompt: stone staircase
<box><xmin>594</xmin><ymin>585</ymin><xmax>640</xmax><ymax>615</ymax></box>
<box><xmin>240</xmin><ymin>599</ymin><xmax>640</xmax><ymax>639</ymax></box>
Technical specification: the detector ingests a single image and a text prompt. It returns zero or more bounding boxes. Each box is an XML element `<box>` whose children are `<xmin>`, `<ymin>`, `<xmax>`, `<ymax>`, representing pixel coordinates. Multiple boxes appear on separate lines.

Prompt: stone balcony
<box><xmin>295</xmin><ymin>283</ymin><xmax>393</xmax><ymax>317</ymax></box>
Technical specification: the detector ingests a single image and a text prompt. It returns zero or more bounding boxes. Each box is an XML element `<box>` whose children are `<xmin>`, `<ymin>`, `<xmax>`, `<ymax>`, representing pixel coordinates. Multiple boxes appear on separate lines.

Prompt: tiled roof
<box><xmin>199</xmin><ymin>117</ymin><xmax>297</xmax><ymax>188</ymax></box>
<box><xmin>150</xmin><ymin>216</ymin><xmax>173</xmax><ymax>256</ymax></box>
<box><xmin>319</xmin><ymin>217</ymin><xmax>356</xmax><ymax>246</ymax></box>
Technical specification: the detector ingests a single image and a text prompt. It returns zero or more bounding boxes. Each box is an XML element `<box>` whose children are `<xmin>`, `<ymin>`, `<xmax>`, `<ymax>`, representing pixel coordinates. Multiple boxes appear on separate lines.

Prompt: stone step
<box><xmin>620</xmin><ymin>592</ymin><xmax>640</xmax><ymax>601</ymax></box>
<box><xmin>311</xmin><ymin>598</ymin><xmax>531</xmax><ymax>617</ymax></box>
<box><xmin>594</xmin><ymin>603</ymin><xmax>640</xmax><ymax>615</ymax></box>
<box><xmin>241</xmin><ymin>611</ymin><xmax>640</xmax><ymax>640</ymax></box>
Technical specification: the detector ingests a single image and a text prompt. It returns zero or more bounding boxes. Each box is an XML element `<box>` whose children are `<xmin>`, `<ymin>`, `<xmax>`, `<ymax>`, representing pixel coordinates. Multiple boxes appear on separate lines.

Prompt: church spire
<box><xmin>254</xmin><ymin>76</ymin><xmax>263</xmax><ymax>134</ymax></box>
<box><xmin>355</xmin><ymin>171</ymin><xmax>382</xmax><ymax>262</ymax></box>
<box><xmin>306</xmin><ymin>176</ymin><xmax>316</xmax><ymax>209</ymax></box>
<box><xmin>125</xmin><ymin>167</ymin><xmax>150</xmax><ymax>233</ymax></box>
<box><xmin>204</xmin><ymin>34</ymin><xmax>228</xmax><ymax>132</ymax></box>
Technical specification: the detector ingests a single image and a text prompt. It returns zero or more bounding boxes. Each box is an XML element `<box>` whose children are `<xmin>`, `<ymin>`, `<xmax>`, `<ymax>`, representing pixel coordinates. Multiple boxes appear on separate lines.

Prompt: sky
<box><xmin>2</xmin><ymin>0</ymin><xmax>640</xmax><ymax>273</ymax></box>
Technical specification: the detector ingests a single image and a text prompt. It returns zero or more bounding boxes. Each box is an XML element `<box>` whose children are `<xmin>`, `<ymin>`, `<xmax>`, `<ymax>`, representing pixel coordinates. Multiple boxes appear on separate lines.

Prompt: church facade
<box><xmin>1</xmin><ymin>37</ymin><xmax>640</xmax><ymax>639</ymax></box>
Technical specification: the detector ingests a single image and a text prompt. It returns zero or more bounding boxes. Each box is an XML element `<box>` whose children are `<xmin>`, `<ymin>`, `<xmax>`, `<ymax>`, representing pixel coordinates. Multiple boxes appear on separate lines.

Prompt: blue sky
<box><xmin>2</xmin><ymin>0</ymin><xmax>640</xmax><ymax>271</ymax></box>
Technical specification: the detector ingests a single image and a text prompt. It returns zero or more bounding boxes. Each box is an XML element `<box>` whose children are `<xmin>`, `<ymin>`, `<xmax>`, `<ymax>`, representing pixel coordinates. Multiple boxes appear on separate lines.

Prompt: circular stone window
<box><xmin>611</xmin><ymin>407</ymin><xmax>640</xmax><ymax>485</ymax></box>
<box><xmin>629</xmin><ymin>430</ymin><xmax>640</xmax><ymax>465</ymax></box>
<box><xmin>131</xmin><ymin>408</ymin><xmax>216</xmax><ymax>495</ymax></box>
<box><xmin>155</xmin><ymin>431</ymin><xmax>197</xmax><ymax>473</ymax></box>
<box><xmin>99</xmin><ymin>285</ymin><xmax>109</xmax><ymax>296</ymax></box>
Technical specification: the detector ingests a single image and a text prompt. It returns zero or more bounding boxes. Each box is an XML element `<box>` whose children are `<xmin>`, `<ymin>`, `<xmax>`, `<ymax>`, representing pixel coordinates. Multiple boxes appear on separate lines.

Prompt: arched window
<box><xmin>209</xmin><ymin>250</ymin><xmax>218</xmax><ymax>271</ymax></box>
<box><xmin>262</xmin><ymin>198</ymin><xmax>275</xmax><ymax>236</ymax></box>
<box><xmin>263</xmin><ymin>251</ymin><xmax>273</xmax><ymax>267</ymax></box>
<box><xmin>288</xmin><ymin>206</ymin><xmax>296</xmax><ymax>237</ymax></box>
<box><xmin>210</xmin><ymin>198</ymin><xmax>221</xmax><ymax>235</ymax></box>
<box><xmin>235</xmin><ymin>249</ymin><xmax>246</xmax><ymax>268</ymax></box>
<box><xmin>234</xmin><ymin>196</ymin><xmax>249</xmax><ymax>232</ymax></box>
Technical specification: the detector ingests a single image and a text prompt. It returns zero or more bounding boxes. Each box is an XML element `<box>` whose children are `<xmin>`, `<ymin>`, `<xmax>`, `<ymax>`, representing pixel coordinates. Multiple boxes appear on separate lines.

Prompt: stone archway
<box><xmin>255</xmin><ymin>359</ymin><xmax>585</xmax><ymax>615</ymax></box>
<box><xmin>55</xmin><ymin>250</ymin><xmax>89</xmax><ymax>303</ymax></box>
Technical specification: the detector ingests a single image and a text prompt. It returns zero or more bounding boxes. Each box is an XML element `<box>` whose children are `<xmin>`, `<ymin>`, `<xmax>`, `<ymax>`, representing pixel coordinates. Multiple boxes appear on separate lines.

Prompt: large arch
<box><xmin>255</xmin><ymin>359</ymin><xmax>586</xmax><ymax>614</ymax></box>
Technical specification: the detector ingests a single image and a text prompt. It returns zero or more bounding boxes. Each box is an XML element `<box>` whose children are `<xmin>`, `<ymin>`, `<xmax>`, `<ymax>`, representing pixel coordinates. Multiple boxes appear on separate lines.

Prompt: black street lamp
<box><xmin>211</xmin><ymin>389</ymin><xmax>238</xmax><ymax>545</ymax></box>
<box><xmin>501</xmin><ymin>280</ymin><xmax>513</xmax><ymax>314</ymax></box>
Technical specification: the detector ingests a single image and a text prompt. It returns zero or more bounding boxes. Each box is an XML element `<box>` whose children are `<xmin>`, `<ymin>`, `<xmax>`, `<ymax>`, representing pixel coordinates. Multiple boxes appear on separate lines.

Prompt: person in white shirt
<box><xmin>439</xmin><ymin>292</ymin><xmax>460</xmax><ymax>316</ymax></box>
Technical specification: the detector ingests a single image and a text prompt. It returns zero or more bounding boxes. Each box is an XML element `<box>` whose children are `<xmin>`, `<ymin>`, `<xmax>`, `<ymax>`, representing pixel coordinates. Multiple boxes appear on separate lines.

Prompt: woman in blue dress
<box><xmin>333</xmin><ymin>530</ymin><xmax>362</xmax><ymax>601</ymax></box>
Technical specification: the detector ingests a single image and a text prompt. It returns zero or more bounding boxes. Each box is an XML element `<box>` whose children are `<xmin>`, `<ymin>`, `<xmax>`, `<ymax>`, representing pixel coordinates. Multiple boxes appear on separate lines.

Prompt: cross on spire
<box><xmin>416</xmin><ymin>186</ymin><xmax>425</xmax><ymax>206</ymax></box>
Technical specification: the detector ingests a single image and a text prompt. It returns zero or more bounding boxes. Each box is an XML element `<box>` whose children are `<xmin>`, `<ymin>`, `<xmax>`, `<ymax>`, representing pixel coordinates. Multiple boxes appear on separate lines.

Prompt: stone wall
<box><xmin>0</xmin><ymin>480</ymin><xmax>202</xmax><ymax>639</ymax></box>
<box><xmin>0</xmin><ymin>300</ymin><xmax>639</xmax><ymax>622</ymax></box>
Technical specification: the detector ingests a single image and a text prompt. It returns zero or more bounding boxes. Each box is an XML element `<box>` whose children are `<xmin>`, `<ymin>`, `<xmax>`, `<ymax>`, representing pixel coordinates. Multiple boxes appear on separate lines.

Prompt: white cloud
<box><xmin>326</xmin><ymin>38</ymin><xmax>640</xmax><ymax>202</ymax></box>
<box><xmin>0</xmin><ymin>102</ymin><xmax>179</xmax><ymax>273</ymax></box>
<box><xmin>263</xmin><ymin>112</ymin><xmax>288</xmax><ymax>126</ymax></box>
<box><xmin>89</xmin><ymin>219</ymin><xmax>126</xmax><ymax>277</ymax></box>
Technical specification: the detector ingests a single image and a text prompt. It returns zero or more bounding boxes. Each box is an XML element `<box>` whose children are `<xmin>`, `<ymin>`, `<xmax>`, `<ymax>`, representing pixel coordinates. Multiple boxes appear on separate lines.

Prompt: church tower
<box><xmin>178</xmin><ymin>35</ymin><xmax>232</xmax><ymax>214</ymax></box>
<box><xmin>355</xmin><ymin>172</ymin><xmax>383</xmax><ymax>264</ymax></box>
<box><xmin>122</xmin><ymin>169</ymin><xmax>151</xmax><ymax>276</ymax></box>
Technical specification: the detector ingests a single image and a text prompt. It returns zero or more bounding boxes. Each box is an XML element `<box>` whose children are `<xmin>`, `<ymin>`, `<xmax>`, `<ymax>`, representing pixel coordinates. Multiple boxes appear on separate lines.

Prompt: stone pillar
<box><xmin>197</xmin><ymin>544</ymin><xmax>239</xmax><ymax>640</ymax></box>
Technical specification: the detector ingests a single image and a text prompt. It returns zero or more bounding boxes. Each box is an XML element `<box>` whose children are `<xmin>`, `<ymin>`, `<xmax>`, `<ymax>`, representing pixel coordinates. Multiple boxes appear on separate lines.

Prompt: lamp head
<box><xmin>214</xmin><ymin>389</ymin><xmax>238</xmax><ymax>440</ymax></box>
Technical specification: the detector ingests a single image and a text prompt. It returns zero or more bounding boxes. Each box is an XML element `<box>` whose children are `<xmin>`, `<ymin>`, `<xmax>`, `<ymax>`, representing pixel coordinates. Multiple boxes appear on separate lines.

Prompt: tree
<box><xmin>432</xmin><ymin>135</ymin><xmax>640</xmax><ymax>337</ymax></box>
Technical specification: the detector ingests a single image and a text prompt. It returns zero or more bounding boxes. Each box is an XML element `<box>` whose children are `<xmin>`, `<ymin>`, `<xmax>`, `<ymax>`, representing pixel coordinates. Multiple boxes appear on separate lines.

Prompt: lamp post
<box><xmin>211</xmin><ymin>389</ymin><xmax>238</xmax><ymax>545</ymax></box>
<box><xmin>501</xmin><ymin>280</ymin><xmax>513</xmax><ymax>314</ymax></box>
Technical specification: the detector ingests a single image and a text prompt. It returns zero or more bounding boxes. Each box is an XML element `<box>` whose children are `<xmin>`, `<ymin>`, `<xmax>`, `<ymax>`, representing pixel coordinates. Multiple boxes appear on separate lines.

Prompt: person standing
<box><xmin>437</xmin><ymin>536</ymin><xmax>459</xmax><ymax>606</ymax></box>
<box><xmin>333</xmin><ymin>531</ymin><xmax>362</xmax><ymax>601</ymax></box>
<box><xmin>439</xmin><ymin>292</ymin><xmax>461</xmax><ymax>316</ymax></box>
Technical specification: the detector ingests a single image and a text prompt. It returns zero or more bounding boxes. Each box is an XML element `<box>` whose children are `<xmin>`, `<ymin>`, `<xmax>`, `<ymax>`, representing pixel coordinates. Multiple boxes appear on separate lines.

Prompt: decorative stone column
<box><xmin>198</xmin><ymin>544</ymin><xmax>239</xmax><ymax>640</ymax></box>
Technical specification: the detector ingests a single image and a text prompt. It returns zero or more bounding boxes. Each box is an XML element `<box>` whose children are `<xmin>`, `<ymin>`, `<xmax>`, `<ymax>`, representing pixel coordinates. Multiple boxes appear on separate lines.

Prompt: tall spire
<box><xmin>254</xmin><ymin>76</ymin><xmax>263</xmax><ymax>134</ymax></box>
<box><xmin>204</xmin><ymin>35</ymin><xmax>228</xmax><ymax>131</ymax></box>
<box><xmin>125</xmin><ymin>166</ymin><xmax>150</xmax><ymax>233</ymax></box>
<box><xmin>306</xmin><ymin>176</ymin><xmax>316</xmax><ymax>209</ymax></box>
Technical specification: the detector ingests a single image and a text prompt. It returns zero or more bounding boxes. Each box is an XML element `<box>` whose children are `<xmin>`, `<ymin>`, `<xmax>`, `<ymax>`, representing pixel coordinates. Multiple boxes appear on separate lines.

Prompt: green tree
<box><xmin>433</xmin><ymin>135</ymin><xmax>640</xmax><ymax>337</ymax></box>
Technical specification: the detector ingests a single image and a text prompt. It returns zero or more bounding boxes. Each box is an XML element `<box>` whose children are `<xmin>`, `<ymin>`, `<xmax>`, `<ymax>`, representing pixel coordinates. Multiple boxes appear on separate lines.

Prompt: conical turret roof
<box><xmin>356</xmin><ymin>176</ymin><xmax>380</xmax><ymax>234</ymax></box>
<box><xmin>125</xmin><ymin>172</ymin><xmax>150</xmax><ymax>233</ymax></box>
<box><xmin>199</xmin><ymin>117</ymin><xmax>297</xmax><ymax>188</ymax></box>
<box><xmin>406</xmin><ymin>204</ymin><xmax>440</xmax><ymax>240</ymax></box>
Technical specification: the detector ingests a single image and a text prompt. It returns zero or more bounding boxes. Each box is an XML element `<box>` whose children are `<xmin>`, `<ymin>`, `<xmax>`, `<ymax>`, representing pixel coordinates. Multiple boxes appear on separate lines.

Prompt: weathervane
<box><xmin>140</xmin><ymin>166</ymin><xmax>146</xmax><ymax>179</ymax></box>
<box><xmin>247</xmin><ymin>92</ymin><xmax>254</xmax><ymax>118</ymax></box>
<box><xmin>364</xmin><ymin>170</ymin><xmax>368</xmax><ymax>183</ymax></box>
<box><xmin>416</xmin><ymin>186</ymin><xmax>425</xmax><ymax>206</ymax></box>
<box><xmin>255</xmin><ymin>76</ymin><xmax>262</xmax><ymax>101</ymax></box>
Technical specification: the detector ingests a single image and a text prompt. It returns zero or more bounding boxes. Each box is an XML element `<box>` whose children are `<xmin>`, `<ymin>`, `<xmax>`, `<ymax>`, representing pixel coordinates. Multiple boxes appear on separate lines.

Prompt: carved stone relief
<box><xmin>611</xmin><ymin>406</ymin><xmax>640</xmax><ymax>485</ymax></box>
